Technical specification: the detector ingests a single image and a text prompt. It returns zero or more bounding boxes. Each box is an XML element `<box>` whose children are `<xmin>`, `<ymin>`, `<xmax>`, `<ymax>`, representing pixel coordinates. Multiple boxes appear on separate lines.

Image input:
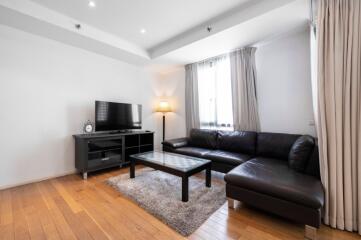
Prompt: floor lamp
<box><xmin>156</xmin><ymin>101</ymin><xmax>172</xmax><ymax>142</ymax></box>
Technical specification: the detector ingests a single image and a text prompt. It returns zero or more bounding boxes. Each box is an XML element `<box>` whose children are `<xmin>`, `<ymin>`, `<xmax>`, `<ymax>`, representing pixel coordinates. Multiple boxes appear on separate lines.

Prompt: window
<box><xmin>197</xmin><ymin>55</ymin><xmax>233</xmax><ymax>130</ymax></box>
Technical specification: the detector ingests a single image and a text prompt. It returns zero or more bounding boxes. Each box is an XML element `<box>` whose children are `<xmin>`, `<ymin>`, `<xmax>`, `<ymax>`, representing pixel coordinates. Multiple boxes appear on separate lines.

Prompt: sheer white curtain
<box><xmin>310</xmin><ymin>0</ymin><xmax>319</xmax><ymax>132</ymax></box>
<box><xmin>230</xmin><ymin>48</ymin><xmax>260</xmax><ymax>131</ymax></box>
<box><xmin>310</xmin><ymin>25</ymin><xmax>318</xmax><ymax>129</ymax></box>
<box><xmin>185</xmin><ymin>63</ymin><xmax>200</xmax><ymax>135</ymax></box>
<box><xmin>197</xmin><ymin>54</ymin><xmax>233</xmax><ymax>130</ymax></box>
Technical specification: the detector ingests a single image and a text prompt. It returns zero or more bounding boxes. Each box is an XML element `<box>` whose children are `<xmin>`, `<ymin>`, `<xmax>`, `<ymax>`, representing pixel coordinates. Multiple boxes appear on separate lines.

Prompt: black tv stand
<box><xmin>73</xmin><ymin>130</ymin><xmax>154</xmax><ymax>179</ymax></box>
<box><xmin>105</xmin><ymin>129</ymin><xmax>144</xmax><ymax>134</ymax></box>
<box><xmin>109</xmin><ymin>130</ymin><xmax>127</xmax><ymax>134</ymax></box>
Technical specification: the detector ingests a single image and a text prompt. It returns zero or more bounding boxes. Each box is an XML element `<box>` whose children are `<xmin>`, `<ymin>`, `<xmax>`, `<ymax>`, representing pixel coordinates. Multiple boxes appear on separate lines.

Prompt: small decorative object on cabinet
<box><xmin>73</xmin><ymin>131</ymin><xmax>154</xmax><ymax>179</ymax></box>
<box><xmin>83</xmin><ymin>120</ymin><xmax>94</xmax><ymax>133</ymax></box>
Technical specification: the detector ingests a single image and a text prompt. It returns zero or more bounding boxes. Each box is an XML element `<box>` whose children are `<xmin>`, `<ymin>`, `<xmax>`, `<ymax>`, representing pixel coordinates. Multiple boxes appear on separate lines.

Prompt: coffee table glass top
<box><xmin>130</xmin><ymin>151</ymin><xmax>211</xmax><ymax>172</ymax></box>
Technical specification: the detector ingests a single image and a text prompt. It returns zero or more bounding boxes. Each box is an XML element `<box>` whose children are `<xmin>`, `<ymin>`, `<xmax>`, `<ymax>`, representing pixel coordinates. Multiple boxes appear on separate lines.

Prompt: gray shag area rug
<box><xmin>107</xmin><ymin>170</ymin><xmax>226</xmax><ymax>236</ymax></box>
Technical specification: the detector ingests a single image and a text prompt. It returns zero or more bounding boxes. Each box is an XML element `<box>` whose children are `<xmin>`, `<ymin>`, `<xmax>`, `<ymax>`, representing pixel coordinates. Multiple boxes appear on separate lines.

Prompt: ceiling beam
<box><xmin>149</xmin><ymin>0</ymin><xmax>296</xmax><ymax>59</ymax></box>
<box><xmin>0</xmin><ymin>0</ymin><xmax>150</xmax><ymax>65</ymax></box>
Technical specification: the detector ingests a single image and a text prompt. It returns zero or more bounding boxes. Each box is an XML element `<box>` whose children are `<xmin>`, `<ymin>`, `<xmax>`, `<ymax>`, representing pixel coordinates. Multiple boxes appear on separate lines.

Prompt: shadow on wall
<box><xmin>150</xmin><ymin>70</ymin><xmax>186</xmax><ymax>146</ymax></box>
<box><xmin>151</xmin><ymin>71</ymin><xmax>183</xmax><ymax>114</ymax></box>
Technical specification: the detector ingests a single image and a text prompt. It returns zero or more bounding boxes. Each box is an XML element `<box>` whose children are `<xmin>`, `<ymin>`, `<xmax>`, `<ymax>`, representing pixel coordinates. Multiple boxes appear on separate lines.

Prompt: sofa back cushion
<box><xmin>288</xmin><ymin>135</ymin><xmax>315</xmax><ymax>172</ymax></box>
<box><xmin>218</xmin><ymin>130</ymin><xmax>257</xmax><ymax>155</ymax></box>
<box><xmin>257</xmin><ymin>132</ymin><xmax>300</xmax><ymax>160</ymax></box>
<box><xmin>305</xmin><ymin>145</ymin><xmax>321</xmax><ymax>179</ymax></box>
<box><xmin>189</xmin><ymin>129</ymin><xmax>218</xmax><ymax>149</ymax></box>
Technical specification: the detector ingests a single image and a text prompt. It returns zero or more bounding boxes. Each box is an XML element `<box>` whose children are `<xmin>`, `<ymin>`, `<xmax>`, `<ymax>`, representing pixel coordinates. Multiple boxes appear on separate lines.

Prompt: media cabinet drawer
<box><xmin>88</xmin><ymin>140</ymin><xmax>122</xmax><ymax>151</ymax></box>
<box><xmin>88</xmin><ymin>154</ymin><xmax>121</xmax><ymax>169</ymax></box>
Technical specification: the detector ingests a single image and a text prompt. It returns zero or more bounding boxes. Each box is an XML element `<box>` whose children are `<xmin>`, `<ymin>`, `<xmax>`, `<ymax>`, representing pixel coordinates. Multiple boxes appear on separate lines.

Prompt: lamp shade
<box><xmin>156</xmin><ymin>101</ymin><xmax>172</xmax><ymax>113</ymax></box>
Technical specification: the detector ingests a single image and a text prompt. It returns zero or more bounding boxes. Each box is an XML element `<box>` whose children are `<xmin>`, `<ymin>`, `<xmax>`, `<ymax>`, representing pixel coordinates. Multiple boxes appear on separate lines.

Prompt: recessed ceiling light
<box><xmin>88</xmin><ymin>1</ymin><xmax>96</xmax><ymax>8</ymax></box>
<box><xmin>140</xmin><ymin>28</ymin><xmax>146</xmax><ymax>34</ymax></box>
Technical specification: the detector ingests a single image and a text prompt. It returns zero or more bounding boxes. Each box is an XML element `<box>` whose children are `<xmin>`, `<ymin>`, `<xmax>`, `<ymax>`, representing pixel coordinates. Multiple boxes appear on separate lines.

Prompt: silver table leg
<box><xmin>83</xmin><ymin>172</ymin><xmax>88</xmax><ymax>180</ymax></box>
<box><xmin>305</xmin><ymin>225</ymin><xmax>317</xmax><ymax>240</ymax></box>
<box><xmin>228</xmin><ymin>198</ymin><xmax>235</xmax><ymax>209</ymax></box>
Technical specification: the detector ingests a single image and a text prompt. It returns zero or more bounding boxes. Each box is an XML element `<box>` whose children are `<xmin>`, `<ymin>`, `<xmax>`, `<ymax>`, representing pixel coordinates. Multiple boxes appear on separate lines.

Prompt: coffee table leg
<box><xmin>182</xmin><ymin>176</ymin><xmax>189</xmax><ymax>202</ymax></box>
<box><xmin>206</xmin><ymin>165</ymin><xmax>211</xmax><ymax>187</ymax></box>
<box><xmin>130</xmin><ymin>158</ymin><xmax>135</xmax><ymax>178</ymax></box>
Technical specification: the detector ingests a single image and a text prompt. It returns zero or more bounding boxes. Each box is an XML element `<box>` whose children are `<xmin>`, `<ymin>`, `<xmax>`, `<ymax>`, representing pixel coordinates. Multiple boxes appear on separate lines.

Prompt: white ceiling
<box><xmin>0</xmin><ymin>0</ymin><xmax>310</xmax><ymax>72</ymax></box>
<box><xmin>29</xmin><ymin>0</ymin><xmax>251</xmax><ymax>50</ymax></box>
<box><xmin>151</xmin><ymin>0</ymin><xmax>310</xmax><ymax>72</ymax></box>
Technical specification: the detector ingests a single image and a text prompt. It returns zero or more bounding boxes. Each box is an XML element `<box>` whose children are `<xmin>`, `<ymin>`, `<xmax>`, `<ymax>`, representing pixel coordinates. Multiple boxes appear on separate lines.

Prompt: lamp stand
<box><xmin>162</xmin><ymin>114</ymin><xmax>165</xmax><ymax>142</ymax></box>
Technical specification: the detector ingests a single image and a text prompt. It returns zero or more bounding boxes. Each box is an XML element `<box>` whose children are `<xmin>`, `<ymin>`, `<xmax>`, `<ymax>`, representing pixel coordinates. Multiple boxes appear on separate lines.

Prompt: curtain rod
<box><xmin>190</xmin><ymin>46</ymin><xmax>255</xmax><ymax>65</ymax></box>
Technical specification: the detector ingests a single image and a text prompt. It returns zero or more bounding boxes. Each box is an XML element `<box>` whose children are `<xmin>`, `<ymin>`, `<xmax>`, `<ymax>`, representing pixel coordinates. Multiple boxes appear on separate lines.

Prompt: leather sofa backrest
<box><xmin>218</xmin><ymin>130</ymin><xmax>257</xmax><ymax>155</ymax></box>
<box><xmin>257</xmin><ymin>132</ymin><xmax>300</xmax><ymax>160</ymax></box>
<box><xmin>189</xmin><ymin>128</ymin><xmax>218</xmax><ymax>149</ymax></box>
<box><xmin>305</xmin><ymin>145</ymin><xmax>321</xmax><ymax>179</ymax></box>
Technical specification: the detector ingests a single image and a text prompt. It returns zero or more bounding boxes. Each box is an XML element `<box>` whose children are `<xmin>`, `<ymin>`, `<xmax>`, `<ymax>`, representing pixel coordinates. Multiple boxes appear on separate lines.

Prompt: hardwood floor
<box><xmin>0</xmin><ymin>166</ymin><xmax>359</xmax><ymax>240</ymax></box>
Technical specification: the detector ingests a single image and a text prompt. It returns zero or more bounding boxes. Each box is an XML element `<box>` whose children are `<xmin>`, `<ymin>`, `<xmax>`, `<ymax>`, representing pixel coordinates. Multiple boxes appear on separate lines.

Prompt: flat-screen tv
<box><xmin>95</xmin><ymin>101</ymin><xmax>142</xmax><ymax>131</ymax></box>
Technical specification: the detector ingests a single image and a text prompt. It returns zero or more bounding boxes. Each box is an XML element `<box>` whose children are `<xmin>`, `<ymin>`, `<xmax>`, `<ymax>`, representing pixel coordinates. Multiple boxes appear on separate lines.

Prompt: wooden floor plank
<box><xmin>1</xmin><ymin>189</ymin><xmax>13</xmax><ymax>225</ymax></box>
<box><xmin>0</xmin><ymin>224</ymin><xmax>14</xmax><ymax>240</ymax></box>
<box><xmin>11</xmin><ymin>187</ymin><xmax>30</xmax><ymax>240</ymax></box>
<box><xmin>59</xmin><ymin>175</ymin><xmax>158</xmax><ymax>240</ymax></box>
<box><xmin>21</xmin><ymin>184</ymin><xmax>48</xmax><ymax>240</ymax></box>
<box><xmin>50</xmin><ymin>179</ymin><xmax>83</xmax><ymax>214</ymax></box>
<box><xmin>77</xmin><ymin>211</ymin><xmax>110</xmax><ymax>240</ymax></box>
<box><xmin>65</xmin><ymin>171</ymin><xmax>185</xmax><ymax>240</ymax></box>
<box><xmin>37</xmin><ymin>181</ymin><xmax>78</xmax><ymax>240</ymax></box>
<box><xmin>27</xmin><ymin>184</ymin><xmax>62</xmax><ymax>240</ymax></box>
<box><xmin>51</xmin><ymin>192</ymin><xmax>93</xmax><ymax>240</ymax></box>
<box><xmin>0</xmin><ymin>167</ymin><xmax>359</xmax><ymax>240</ymax></box>
<box><xmin>77</xmin><ymin>194</ymin><xmax>137</xmax><ymax>240</ymax></box>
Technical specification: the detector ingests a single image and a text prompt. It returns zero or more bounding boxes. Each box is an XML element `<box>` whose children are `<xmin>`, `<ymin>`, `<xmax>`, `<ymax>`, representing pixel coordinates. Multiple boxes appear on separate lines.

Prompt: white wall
<box><xmin>0</xmin><ymin>25</ymin><xmax>168</xmax><ymax>189</ymax></box>
<box><xmin>154</xmin><ymin>69</ymin><xmax>186</xmax><ymax>141</ymax></box>
<box><xmin>255</xmin><ymin>29</ymin><xmax>316</xmax><ymax>136</ymax></box>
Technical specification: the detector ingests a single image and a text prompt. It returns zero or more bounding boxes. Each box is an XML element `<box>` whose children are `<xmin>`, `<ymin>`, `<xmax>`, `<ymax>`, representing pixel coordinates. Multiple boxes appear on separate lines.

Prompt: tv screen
<box><xmin>95</xmin><ymin>101</ymin><xmax>142</xmax><ymax>131</ymax></box>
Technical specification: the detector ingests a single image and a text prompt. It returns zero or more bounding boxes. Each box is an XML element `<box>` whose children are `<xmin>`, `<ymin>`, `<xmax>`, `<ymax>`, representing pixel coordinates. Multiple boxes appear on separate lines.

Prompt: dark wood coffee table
<box><xmin>129</xmin><ymin>151</ymin><xmax>211</xmax><ymax>202</ymax></box>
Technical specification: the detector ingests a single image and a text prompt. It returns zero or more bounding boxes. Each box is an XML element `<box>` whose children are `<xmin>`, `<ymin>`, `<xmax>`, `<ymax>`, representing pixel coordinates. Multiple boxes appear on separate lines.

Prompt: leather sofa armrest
<box><xmin>162</xmin><ymin>138</ymin><xmax>189</xmax><ymax>148</ymax></box>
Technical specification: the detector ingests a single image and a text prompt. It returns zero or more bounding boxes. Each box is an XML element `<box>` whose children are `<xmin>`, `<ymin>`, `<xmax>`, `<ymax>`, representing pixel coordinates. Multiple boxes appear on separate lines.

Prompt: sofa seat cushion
<box><xmin>172</xmin><ymin>147</ymin><xmax>211</xmax><ymax>158</ymax></box>
<box><xmin>204</xmin><ymin>150</ymin><xmax>251</xmax><ymax>166</ymax></box>
<box><xmin>224</xmin><ymin>157</ymin><xmax>324</xmax><ymax>209</ymax></box>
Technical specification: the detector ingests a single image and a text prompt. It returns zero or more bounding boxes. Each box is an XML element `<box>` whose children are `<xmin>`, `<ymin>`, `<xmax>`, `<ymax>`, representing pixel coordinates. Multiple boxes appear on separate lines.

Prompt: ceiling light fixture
<box><xmin>88</xmin><ymin>1</ymin><xmax>96</xmax><ymax>8</ymax></box>
<box><xmin>140</xmin><ymin>28</ymin><xmax>146</xmax><ymax>34</ymax></box>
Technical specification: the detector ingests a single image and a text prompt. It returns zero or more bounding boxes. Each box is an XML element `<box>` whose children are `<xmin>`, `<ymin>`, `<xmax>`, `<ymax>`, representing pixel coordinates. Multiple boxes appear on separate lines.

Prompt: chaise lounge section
<box><xmin>162</xmin><ymin>129</ymin><xmax>324</xmax><ymax>240</ymax></box>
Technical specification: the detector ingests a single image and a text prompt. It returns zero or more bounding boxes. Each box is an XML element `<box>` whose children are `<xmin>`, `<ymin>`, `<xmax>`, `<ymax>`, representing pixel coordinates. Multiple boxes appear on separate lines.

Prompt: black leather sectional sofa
<box><xmin>162</xmin><ymin>129</ymin><xmax>324</xmax><ymax>240</ymax></box>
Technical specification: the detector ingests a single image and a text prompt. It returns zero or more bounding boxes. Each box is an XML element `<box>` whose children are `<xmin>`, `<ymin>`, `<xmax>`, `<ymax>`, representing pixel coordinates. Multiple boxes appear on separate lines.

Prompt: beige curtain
<box><xmin>185</xmin><ymin>63</ymin><xmax>200</xmax><ymax>135</ymax></box>
<box><xmin>230</xmin><ymin>47</ymin><xmax>260</xmax><ymax>131</ymax></box>
<box><xmin>317</xmin><ymin>0</ymin><xmax>361</xmax><ymax>233</ymax></box>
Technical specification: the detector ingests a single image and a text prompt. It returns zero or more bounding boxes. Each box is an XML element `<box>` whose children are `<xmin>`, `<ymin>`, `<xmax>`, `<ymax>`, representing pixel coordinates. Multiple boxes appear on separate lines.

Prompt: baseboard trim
<box><xmin>0</xmin><ymin>169</ymin><xmax>78</xmax><ymax>190</ymax></box>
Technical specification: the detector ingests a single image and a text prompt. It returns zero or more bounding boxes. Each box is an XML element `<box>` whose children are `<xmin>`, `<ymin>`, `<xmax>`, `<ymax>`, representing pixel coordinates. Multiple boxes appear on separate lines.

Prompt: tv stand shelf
<box><xmin>73</xmin><ymin>131</ymin><xmax>154</xmax><ymax>179</ymax></box>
